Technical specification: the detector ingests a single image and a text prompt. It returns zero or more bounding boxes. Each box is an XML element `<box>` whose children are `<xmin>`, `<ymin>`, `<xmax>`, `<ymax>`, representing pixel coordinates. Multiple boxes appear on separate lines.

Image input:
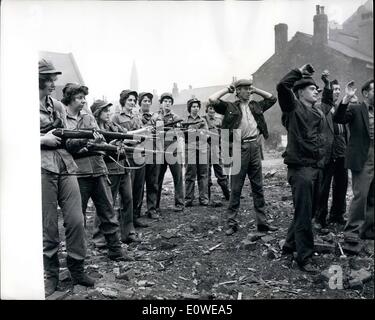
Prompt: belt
<box><xmin>242</xmin><ymin>135</ymin><xmax>258</xmax><ymax>143</ymax></box>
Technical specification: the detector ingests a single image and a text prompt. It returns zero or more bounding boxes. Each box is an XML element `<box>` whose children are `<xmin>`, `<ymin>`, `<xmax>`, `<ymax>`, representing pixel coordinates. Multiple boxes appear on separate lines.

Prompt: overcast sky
<box><xmin>3</xmin><ymin>0</ymin><xmax>367</xmax><ymax>101</ymax></box>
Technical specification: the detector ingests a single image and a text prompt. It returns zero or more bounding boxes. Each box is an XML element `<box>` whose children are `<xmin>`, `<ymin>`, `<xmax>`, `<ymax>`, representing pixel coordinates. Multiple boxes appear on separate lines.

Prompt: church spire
<box><xmin>130</xmin><ymin>60</ymin><xmax>139</xmax><ymax>91</ymax></box>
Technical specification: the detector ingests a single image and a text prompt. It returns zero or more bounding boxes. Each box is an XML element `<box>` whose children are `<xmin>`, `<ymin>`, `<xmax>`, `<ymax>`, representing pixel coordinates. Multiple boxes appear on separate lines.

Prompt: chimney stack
<box><xmin>313</xmin><ymin>4</ymin><xmax>328</xmax><ymax>46</ymax></box>
<box><xmin>172</xmin><ymin>82</ymin><xmax>179</xmax><ymax>97</ymax></box>
<box><xmin>275</xmin><ymin>23</ymin><xmax>288</xmax><ymax>53</ymax></box>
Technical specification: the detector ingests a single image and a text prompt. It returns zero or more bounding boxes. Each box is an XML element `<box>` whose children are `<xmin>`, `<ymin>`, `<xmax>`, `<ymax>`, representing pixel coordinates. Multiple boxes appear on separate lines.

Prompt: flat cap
<box><xmin>90</xmin><ymin>99</ymin><xmax>113</xmax><ymax>117</ymax></box>
<box><xmin>293</xmin><ymin>77</ymin><xmax>319</xmax><ymax>93</ymax></box>
<box><xmin>39</xmin><ymin>59</ymin><xmax>62</xmax><ymax>75</ymax></box>
<box><xmin>234</xmin><ymin>79</ymin><xmax>253</xmax><ymax>88</ymax></box>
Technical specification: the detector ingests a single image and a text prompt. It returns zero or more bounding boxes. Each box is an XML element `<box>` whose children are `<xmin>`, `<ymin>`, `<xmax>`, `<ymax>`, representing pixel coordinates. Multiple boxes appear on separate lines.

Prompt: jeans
<box><xmin>185</xmin><ymin>150</ymin><xmax>209</xmax><ymax>204</ymax></box>
<box><xmin>226</xmin><ymin>141</ymin><xmax>267</xmax><ymax>228</ymax></box>
<box><xmin>284</xmin><ymin>166</ymin><xmax>322</xmax><ymax>266</ymax></box>
<box><xmin>93</xmin><ymin>173</ymin><xmax>135</xmax><ymax>244</ymax></box>
<box><xmin>131</xmin><ymin>165</ymin><xmax>146</xmax><ymax>218</ymax></box>
<box><xmin>208</xmin><ymin>143</ymin><xmax>229</xmax><ymax>198</ymax></box>
<box><xmin>344</xmin><ymin>143</ymin><xmax>374</xmax><ymax>240</ymax></box>
<box><xmin>78</xmin><ymin>175</ymin><xmax>119</xmax><ymax>235</ymax></box>
<box><xmin>315</xmin><ymin>157</ymin><xmax>348</xmax><ymax>223</ymax></box>
<box><xmin>139</xmin><ymin>163</ymin><xmax>159</xmax><ymax>216</ymax></box>
<box><xmin>42</xmin><ymin>171</ymin><xmax>86</xmax><ymax>260</ymax></box>
<box><xmin>156</xmin><ymin>159</ymin><xmax>184</xmax><ymax>209</ymax></box>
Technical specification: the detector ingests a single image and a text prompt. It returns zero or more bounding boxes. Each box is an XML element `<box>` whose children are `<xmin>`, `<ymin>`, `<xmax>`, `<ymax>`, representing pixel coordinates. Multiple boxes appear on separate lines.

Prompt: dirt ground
<box><xmin>52</xmin><ymin>151</ymin><xmax>374</xmax><ymax>300</ymax></box>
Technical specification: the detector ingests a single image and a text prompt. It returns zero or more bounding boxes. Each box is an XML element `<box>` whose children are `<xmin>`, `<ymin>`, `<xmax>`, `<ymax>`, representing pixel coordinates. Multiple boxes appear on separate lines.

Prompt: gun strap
<box><xmin>107</xmin><ymin>155</ymin><xmax>146</xmax><ymax>170</ymax></box>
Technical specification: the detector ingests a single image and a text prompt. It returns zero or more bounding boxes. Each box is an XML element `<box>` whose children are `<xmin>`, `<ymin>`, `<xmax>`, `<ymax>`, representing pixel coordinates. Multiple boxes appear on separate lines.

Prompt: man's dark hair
<box><xmin>361</xmin><ymin>79</ymin><xmax>374</xmax><ymax>95</ymax></box>
<box><xmin>330</xmin><ymin>79</ymin><xmax>339</xmax><ymax>87</ymax></box>
<box><xmin>61</xmin><ymin>85</ymin><xmax>89</xmax><ymax>106</ymax></box>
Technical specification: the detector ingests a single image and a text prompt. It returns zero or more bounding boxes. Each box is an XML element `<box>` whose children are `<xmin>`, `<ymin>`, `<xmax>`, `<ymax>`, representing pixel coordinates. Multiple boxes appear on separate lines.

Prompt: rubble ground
<box><xmin>52</xmin><ymin>151</ymin><xmax>374</xmax><ymax>300</ymax></box>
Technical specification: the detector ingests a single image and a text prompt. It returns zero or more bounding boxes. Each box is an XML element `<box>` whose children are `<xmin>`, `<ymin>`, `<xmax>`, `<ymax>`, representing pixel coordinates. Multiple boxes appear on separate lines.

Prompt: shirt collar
<box><xmin>66</xmin><ymin>108</ymin><xmax>89</xmax><ymax>120</ymax></box>
<box><xmin>40</xmin><ymin>95</ymin><xmax>52</xmax><ymax>113</ymax></box>
<box><xmin>120</xmin><ymin>108</ymin><xmax>133</xmax><ymax>117</ymax></box>
<box><xmin>189</xmin><ymin>114</ymin><xmax>201</xmax><ymax>120</ymax></box>
<box><xmin>140</xmin><ymin>109</ymin><xmax>151</xmax><ymax>115</ymax></box>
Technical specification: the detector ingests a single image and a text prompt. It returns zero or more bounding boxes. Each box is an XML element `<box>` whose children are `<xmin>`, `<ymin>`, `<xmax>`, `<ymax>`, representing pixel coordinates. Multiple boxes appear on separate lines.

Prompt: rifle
<box><xmin>40</xmin><ymin>117</ymin><xmax>64</xmax><ymax>134</ymax></box>
<box><xmin>160</xmin><ymin>119</ymin><xmax>206</xmax><ymax>131</ymax></box>
<box><xmin>162</xmin><ymin>119</ymin><xmax>183</xmax><ymax>128</ymax></box>
<box><xmin>52</xmin><ymin>128</ymin><xmax>148</xmax><ymax>142</ymax></box>
<box><xmin>87</xmin><ymin>142</ymin><xmax>173</xmax><ymax>155</ymax></box>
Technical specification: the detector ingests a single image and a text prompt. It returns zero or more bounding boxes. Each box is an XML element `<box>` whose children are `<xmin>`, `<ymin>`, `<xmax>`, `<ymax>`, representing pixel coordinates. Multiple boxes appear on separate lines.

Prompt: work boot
<box><xmin>147</xmin><ymin>210</ymin><xmax>160</xmax><ymax>220</ymax></box>
<box><xmin>105</xmin><ymin>232</ymin><xmax>124</xmax><ymax>260</ymax></box>
<box><xmin>122</xmin><ymin>232</ymin><xmax>141</xmax><ymax>244</ymax></box>
<box><xmin>66</xmin><ymin>256</ymin><xmax>95</xmax><ymax>287</ymax></box>
<box><xmin>43</xmin><ymin>253</ymin><xmax>60</xmax><ymax>297</ymax></box>
<box><xmin>104</xmin><ymin>232</ymin><xmax>134</xmax><ymax>261</ymax></box>
<box><xmin>134</xmin><ymin>218</ymin><xmax>149</xmax><ymax>228</ymax></box>
<box><xmin>222</xmin><ymin>186</ymin><xmax>230</xmax><ymax>201</ymax></box>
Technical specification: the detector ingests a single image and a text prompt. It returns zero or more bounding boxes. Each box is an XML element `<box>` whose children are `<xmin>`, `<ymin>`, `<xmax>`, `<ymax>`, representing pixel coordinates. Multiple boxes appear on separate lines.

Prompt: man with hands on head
<box><xmin>208</xmin><ymin>75</ymin><xmax>278</xmax><ymax>236</ymax></box>
<box><xmin>277</xmin><ymin>64</ymin><xmax>326</xmax><ymax>273</ymax></box>
<box><xmin>314</xmin><ymin>71</ymin><xmax>349</xmax><ymax>229</ymax></box>
<box><xmin>333</xmin><ymin>79</ymin><xmax>374</xmax><ymax>243</ymax></box>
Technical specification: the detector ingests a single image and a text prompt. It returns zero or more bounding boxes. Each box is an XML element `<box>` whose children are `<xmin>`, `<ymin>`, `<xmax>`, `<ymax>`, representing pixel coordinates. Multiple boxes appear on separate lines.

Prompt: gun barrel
<box><xmin>88</xmin><ymin>142</ymin><xmax>173</xmax><ymax>155</ymax></box>
<box><xmin>163</xmin><ymin>119</ymin><xmax>183</xmax><ymax>127</ymax></box>
<box><xmin>52</xmin><ymin>129</ymin><xmax>146</xmax><ymax>142</ymax></box>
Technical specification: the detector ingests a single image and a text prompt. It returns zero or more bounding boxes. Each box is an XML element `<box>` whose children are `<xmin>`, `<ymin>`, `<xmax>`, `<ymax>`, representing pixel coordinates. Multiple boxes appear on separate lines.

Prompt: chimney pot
<box><xmin>316</xmin><ymin>5</ymin><xmax>320</xmax><ymax>14</ymax></box>
<box><xmin>313</xmin><ymin>5</ymin><xmax>328</xmax><ymax>46</ymax></box>
<box><xmin>274</xmin><ymin>23</ymin><xmax>288</xmax><ymax>53</ymax></box>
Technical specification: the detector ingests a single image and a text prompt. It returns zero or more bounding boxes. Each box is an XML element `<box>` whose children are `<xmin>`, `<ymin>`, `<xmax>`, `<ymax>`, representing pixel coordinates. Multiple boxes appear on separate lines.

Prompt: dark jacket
<box><xmin>276</xmin><ymin>68</ymin><xmax>326</xmax><ymax>168</ymax></box>
<box><xmin>211</xmin><ymin>95</ymin><xmax>277</xmax><ymax>140</ymax></box>
<box><xmin>333</xmin><ymin>101</ymin><xmax>372</xmax><ymax>171</ymax></box>
<box><xmin>317</xmin><ymin>86</ymin><xmax>339</xmax><ymax>165</ymax></box>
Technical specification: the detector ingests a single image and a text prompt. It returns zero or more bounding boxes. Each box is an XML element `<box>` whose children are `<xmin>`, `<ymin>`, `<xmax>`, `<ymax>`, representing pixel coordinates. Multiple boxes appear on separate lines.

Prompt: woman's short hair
<box><xmin>61</xmin><ymin>83</ymin><xmax>89</xmax><ymax>106</ymax></box>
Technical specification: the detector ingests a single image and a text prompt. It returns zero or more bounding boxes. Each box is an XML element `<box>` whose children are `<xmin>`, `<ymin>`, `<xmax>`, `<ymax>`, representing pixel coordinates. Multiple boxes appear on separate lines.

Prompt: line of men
<box><xmin>40</xmin><ymin>57</ymin><xmax>373</xmax><ymax>299</ymax></box>
<box><xmin>277</xmin><ymin>64</ymin><xmax>374</xmax><ymax>273</ymax></box>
